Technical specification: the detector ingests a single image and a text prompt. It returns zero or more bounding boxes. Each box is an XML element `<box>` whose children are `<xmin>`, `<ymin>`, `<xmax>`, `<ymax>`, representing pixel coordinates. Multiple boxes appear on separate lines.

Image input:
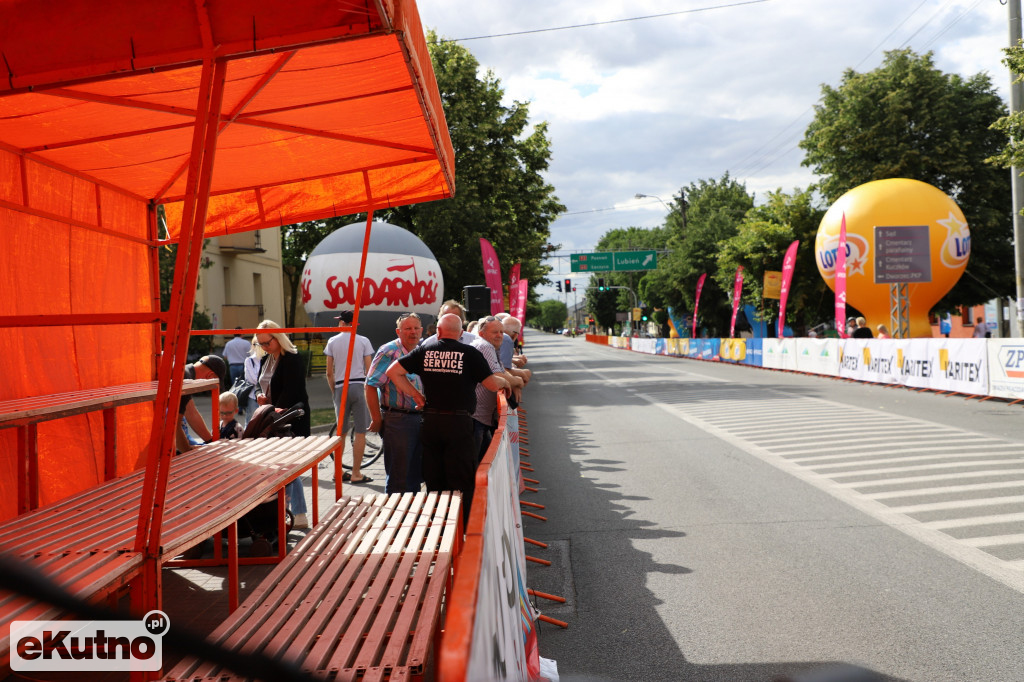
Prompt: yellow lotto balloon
<box><xmin>815</xmin><ymin>178</ymin><xmax>969</xmax><ymax>337</ymax></box>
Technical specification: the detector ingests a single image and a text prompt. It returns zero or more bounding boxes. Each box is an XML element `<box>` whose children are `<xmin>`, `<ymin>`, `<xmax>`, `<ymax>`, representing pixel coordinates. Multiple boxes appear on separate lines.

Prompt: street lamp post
<box><xmin>635</xmin><ymin>192</ymin><xmax>669</xmax><ymax>211</ymax></box>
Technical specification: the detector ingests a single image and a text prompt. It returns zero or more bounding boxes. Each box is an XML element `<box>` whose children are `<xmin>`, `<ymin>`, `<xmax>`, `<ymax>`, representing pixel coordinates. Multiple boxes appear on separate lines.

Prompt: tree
<box><xmin>385</xmin><ymin>33</ymin><xmax>564</xmax><ymax>300</ymax></box>
<box><xmin>715</xmin><ymin>187</ymin><xmax>827</xmax><ymax>332</ymax></box>
<box><xmin>279</xmin><ymin>36</ymin><xmax>563</xmax><ymax>319</ymax></box>
<box><xmin>527</xmin><ymin>299</ymin><xmax>568</xmax><ymax>331</ymax></box>
<box><xmin>644</xmin><ymin>174</ymin><xmax>754</xmax><ymax>335</ymax></box>
<box><xmin>800</xmin><ymin>49</ymin><xmax>1013</xmax><ymax>307</ymax></box>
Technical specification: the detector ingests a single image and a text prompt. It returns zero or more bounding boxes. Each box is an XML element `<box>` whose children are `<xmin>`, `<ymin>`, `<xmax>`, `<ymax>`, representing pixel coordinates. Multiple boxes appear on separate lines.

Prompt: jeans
<box><xmin>473</xmin><ymin>419</ymin><xmax>494</xmax><ymax>463</ymax></box>
<box><xmin>381</xmin><ymin>411</ymin><xmax>423</xmax><ymax>494</ymax></box>
<box><xmin>285</xmin><ymin>478</ymin><xmax>307</xmax><ymax>514</ymax></box>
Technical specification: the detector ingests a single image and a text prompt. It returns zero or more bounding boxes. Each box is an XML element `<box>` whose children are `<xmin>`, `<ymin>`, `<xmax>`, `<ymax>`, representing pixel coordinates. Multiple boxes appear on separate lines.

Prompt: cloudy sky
<box><xmin>416</xmin><ymin>0</ymin><xmax>1015</xmax><ymax>300</ymax></box>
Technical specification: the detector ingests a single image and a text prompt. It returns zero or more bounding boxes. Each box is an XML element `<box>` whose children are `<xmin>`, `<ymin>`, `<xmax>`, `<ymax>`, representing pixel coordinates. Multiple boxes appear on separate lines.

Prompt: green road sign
<box><xmin>571</xmin><ymin>250</ymin><xmax>658</xmax><ymax>273</ymax></box>
<box><xmin>614</xmin><ymin>250</ymin><xmax>657</xmax><ymax>271</ymax></box>
<box><xmin>571</xmin><ymin>252</ymin><xmax>613</xmax><ymax>272</ymax></box>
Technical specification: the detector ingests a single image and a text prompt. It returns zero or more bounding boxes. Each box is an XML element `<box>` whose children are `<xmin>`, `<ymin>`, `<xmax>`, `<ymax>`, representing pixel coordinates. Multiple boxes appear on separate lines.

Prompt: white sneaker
<box><xmin>292</xmin><ymin>513</ymin><xmax>309</xmax><ymax>529</ymax></box>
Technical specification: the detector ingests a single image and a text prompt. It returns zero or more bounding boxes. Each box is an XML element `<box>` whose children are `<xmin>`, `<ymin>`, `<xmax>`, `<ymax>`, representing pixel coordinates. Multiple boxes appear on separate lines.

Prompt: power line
<box><xmin>435</xmin><ymin>0</ymin><xmax>771</xmax><ymax>43</ymax></box>
<box><xmin>734</xmin><ymin>0</ymin><xmax>986</xmax><ymax>185</ymax></box>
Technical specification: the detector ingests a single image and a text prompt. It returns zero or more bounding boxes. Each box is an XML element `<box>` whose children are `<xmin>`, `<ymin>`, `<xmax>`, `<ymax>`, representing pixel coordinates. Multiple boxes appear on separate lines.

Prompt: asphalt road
<box><xmin>520</xmin><ymin>331</ymin><xmax>1024</xmax><ymax>682</ymax></box>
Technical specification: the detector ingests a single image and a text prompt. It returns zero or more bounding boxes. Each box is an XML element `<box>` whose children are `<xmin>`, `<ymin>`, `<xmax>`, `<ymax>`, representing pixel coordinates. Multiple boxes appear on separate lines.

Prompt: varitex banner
<box><xmin>839</xmin><ymin>339</ymin><xmax>987</xmax><ymax>394</ymax></box>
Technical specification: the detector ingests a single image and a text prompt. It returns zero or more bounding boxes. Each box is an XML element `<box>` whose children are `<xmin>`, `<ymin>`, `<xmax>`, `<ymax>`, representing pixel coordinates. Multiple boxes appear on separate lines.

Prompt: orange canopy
<box><xmin>0</xmin><ymin>0</ymin><xmax>454</xmax><ymax>236</ymax></box>
<box><xmin>0</xmin><ymin>0</ymin><xmax>453</xmax><ymax>519</ymax></box>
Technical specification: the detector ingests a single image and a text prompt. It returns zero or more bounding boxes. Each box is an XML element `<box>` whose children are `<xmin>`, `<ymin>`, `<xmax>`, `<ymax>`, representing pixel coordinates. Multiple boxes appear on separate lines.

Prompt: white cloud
<box><xmin>418</xmin><ymin>0</ymin><xmax>1016</xmax><ymax>295</ymax></box>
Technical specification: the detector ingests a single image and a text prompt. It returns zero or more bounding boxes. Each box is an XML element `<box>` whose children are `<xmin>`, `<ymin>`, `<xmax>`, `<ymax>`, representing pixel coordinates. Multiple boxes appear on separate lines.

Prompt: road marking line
<box><xmin>865</xmin><ymin>480</ymin><xmax>1024</xmax><ymax>499</ymax></box>
<box><xmin>889</xmin><ymin>495</ymin><xmax>1024</xmax><ymax>514</ymax></box>
<box><xmin>925</xmin><ymin>512</ymin><xmax>1024</xmax><ymax>530</ymax></box>
<box><xmin>584</xmin><ymin>365</ymin><xmax>1024</xmax><ymax>594</ymax></box>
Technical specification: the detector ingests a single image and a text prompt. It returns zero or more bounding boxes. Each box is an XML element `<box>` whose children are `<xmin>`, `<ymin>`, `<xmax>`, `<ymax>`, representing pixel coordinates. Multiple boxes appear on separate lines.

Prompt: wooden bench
<box><xmin>0</xmin><ymin>378</ymin><xmax>220</xmax><ymax>513</ymax></box>
<box><xmin>0</xmin><ymin>434</ymin><xmax>341</xmax><ymax>667</ymax></box>
<box><xmin>162</xmin><ymin>491</ymin><xmax>462</xmax><ymax>682</ymax></box>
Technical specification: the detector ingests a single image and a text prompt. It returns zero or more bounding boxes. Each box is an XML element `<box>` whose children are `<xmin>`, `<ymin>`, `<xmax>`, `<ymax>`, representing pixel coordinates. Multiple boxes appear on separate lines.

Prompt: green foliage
<box><xmin>715</xmin><ymin>187</ymin><xmax>827</xmax><ymax>331</ymax></box>
<box><xmin>384</xmin><ymin>33</ymin><xmax>564</xmax><ymax>302</ymax></box>
<box><xmin>278</xmin><ymin>36</ymin><xmax>563</xmax><ymax>317</ymax></box>
<box><xmin>801</xmin><ymin>48</ymin><xmax>1012</xmax><ymax>307</ymax></box>
<box><xmin>644</xmin><ymin>173</ymin><xmax>754</xmax><ymax>335</ymax></box>
<box><xmin>527</xmin><ymin>299</ymin><xmax>568</xmax><ymax>331</ymax></box>
<box><xmin>158</xmin><ymin>239</ymin><xmax>215</xmax><ymax>357</ymax></box>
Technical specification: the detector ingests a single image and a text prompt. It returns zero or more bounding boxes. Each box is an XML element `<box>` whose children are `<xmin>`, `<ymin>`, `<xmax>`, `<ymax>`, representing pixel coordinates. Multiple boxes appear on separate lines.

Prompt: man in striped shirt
<box><xmin>365</xmin><ymin>312</ymin><xmax>425</xmax><ymax>494</ymax></box>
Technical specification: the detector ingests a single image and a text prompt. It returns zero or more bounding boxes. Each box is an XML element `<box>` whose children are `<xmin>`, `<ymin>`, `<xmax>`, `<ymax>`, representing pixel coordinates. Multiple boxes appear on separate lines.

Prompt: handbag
<box><xmin>228</xmin><ymin>376</ymin><xmax>255</xmax><ymax>402</ymax></box>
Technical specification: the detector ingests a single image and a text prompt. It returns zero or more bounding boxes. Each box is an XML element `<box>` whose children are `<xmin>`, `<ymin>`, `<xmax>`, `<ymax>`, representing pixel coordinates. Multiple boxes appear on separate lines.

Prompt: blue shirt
<box><xmin>366</xmin><ymin>338</ymin><xmax>422</xmax><ymax>411</ymax></box>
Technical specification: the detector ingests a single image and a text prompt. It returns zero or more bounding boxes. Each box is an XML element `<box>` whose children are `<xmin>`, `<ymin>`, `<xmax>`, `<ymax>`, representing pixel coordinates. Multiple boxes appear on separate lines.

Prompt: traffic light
<box><xmin>564</xmin><ymin>278</ymin><xmax>571</xmax><ymax>292</ymax></box>
<box><xmin>597</xmin><ymin>278</ymin><xmax>605</xmax><ymax>291</ymax></box>
<box><xmin>555</xmin><ymin>280</ymin><xmax>562</xmax><ymax>292</ymax></box>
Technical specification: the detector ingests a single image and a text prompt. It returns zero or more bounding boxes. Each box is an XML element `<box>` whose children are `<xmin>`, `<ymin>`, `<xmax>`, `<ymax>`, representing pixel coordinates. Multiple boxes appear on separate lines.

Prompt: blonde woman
<box><xmin>253</xmin><ymin>320</ymin><xmax>311</xmax><ymax>528</ymax></box>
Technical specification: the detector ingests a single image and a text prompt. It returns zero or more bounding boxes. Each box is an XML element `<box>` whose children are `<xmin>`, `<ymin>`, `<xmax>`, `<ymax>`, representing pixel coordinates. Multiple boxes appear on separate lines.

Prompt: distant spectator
<box><xmin>223</xmin><ymin>328</ymin><xmax>250</xmax><ymax>383</ymax></box>
<box><xmin>851</xmin><ymin>317</ymin><xmax>873</xmax><ymax>338</ymax></box>
<box><xmin>876</xmin><ymin>324</ymin><xmax>891</xmax><ymax>339</ymax></box>
<box><xmin>973</xmin><ymin>316</ymin><xmax>988</xmax><ymax>338</ymax></box>
<box><xmin>437</xmin><ymin>299</ymin><xmax>478</xmax><ymax>343</ymax></box>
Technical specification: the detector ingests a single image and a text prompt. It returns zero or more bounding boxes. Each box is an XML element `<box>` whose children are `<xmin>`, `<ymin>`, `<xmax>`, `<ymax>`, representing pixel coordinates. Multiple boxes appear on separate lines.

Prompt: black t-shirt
<box><xmin>398</xmin><ymin>337</ymin><xmax>493</xmax><ymax>412</ymax></box>
<box><xmin>852</xmin><ymin>327</ymin><xmax>874</xmax><ymax>338</ymax></box>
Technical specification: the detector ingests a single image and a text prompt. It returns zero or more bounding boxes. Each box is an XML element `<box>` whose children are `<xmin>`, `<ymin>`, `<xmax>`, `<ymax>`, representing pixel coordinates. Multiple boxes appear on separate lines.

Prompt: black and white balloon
<box><xmin>302</xmin><ymin>221</ymin><xmax>443</xmax><ymax>348</ymax></box>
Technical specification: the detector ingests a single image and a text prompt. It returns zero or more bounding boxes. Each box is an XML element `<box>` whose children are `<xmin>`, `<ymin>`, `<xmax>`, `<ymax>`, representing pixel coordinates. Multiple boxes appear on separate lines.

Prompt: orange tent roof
<box><xmin>0</xmin><ymin>0</ymin><xmax>454</xmax><ymax>235</ymax></box>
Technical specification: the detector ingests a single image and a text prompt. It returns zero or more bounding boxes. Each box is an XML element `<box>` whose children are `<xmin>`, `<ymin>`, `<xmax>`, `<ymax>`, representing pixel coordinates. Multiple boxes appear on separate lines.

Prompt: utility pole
<box><xmin>1010</xmin><ymin>0</ymin><xmax>1024</xmax><ymax>336</ymax></box>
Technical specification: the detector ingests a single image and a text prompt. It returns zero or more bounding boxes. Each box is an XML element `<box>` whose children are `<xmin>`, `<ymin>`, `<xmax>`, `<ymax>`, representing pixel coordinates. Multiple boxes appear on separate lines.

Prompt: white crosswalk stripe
<box><xmin>621</xmin><ymin>379</ymin><xmax>1024</xmax><ymax>593</ymax></box>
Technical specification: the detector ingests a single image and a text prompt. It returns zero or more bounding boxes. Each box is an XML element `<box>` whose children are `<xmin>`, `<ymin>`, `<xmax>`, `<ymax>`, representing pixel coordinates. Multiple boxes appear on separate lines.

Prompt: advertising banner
<box><xmin>762</xmin><ymin>339</ymin><xmax>784</xmax><ymax>370</ymax></box>
<box><xmin>633</xmin><ymin>338</ymin><xmax>657</xmax><ymax>355</ymax></box>
<box><xmin>508</xmin><ymin>263</ymin><xmax>521</xmax><ymax>317</ymax></box>
<box><xmin>742</xmin><ymin>338</ymin><xmax>763</xmax><ymax>367</ymax></box>
<box><xmin>836</xmin><ymin>339</ymin><xmax>901</xmax><ymax>384</ymax></box>
<box><xmin>729</xmin><ymin>266</ymin><xmax>744</xmax><ymax>338</ymax></box>
<box><xmin>479</xmin><ymin>238</ymin><xmax>505</xmax><ymax>314</ymax></box>
<box><xmin>834</xmin><ymin>213</ymin><xmax>848</xmax><ymax>337</ymax></box>
<box><xmin>516</xmin><ymin>279</ymin><xmax>529</xmax><ymax>321</ymax></box>
<box><xmin>777</xmin><ymin>241</ymin><xmax>799</xmax><ymax>338</ymax></box>
<box><xmin>987</xmin><ymin>339</ymin><xmax>1024</xmax><ymax>400</ymax></box>
<box><xmin>666</xmin><ymin>338</ymin><xmax>688</xmax><ymax>356</ymax></box>
<box><xmin>466</xmin><ymin>414</ymin><xmax>539</xmax><ymax>681</ymax></box>
<box><xmin>928</xmin><ymin>338</ymin><xmax>988</xmax><ymax>395</ymax></box>
<box><xmin>794</xmin><ymin>338</ymin><xmax>841</xmax><ymax>377</ymax></box>
<box><xmin>693</xmin><ymin>273</ymin><xmax>707</xmax><ymax>339</ymax></box>
<box><xmin>719</xmin><ymin>338</ymin><xmax>747</xmax><ymax>363</ymax></box>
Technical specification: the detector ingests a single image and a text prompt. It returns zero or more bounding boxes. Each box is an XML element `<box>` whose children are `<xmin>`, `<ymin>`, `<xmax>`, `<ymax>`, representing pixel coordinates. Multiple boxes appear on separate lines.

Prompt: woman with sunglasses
<box><xmin>253</xmin><ymin>320</ymin><xmax>312</xmax><ymax>528</ymax></box>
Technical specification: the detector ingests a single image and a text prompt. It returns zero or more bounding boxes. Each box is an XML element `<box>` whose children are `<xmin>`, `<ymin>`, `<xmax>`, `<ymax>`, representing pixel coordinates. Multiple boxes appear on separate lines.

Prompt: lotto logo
<box><xmin>11</xmin><ymin>611</ymin><xmax>169</xmax><ymax>672</ymax></box>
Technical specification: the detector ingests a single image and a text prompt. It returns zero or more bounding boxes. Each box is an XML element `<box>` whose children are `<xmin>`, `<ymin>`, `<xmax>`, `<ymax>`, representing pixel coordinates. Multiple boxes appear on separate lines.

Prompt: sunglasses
<box><xmin>257</xmin><ymin>338</ymin><xmax>275</xmax><ymax>348</ymax></box>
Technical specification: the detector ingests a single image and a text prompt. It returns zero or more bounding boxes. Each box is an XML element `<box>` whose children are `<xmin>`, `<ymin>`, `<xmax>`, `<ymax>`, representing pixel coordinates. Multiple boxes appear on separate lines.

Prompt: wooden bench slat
<box><xmin>168</xmin><ymin>496</ymin><xmax>386</xmax><ymax>679</ymax></box>
<box><xmin>0</xmin><ymin>435</ymin><xmax>341</xmax><ymax>668</ymax></box>
<box><xmin>0</xmin><ymin>379</ymin><xmax>218</xmax><ymax>427</ymax></box>
<box><xmin>346</xmin><ymin>492</ymin><xmax>438</xmax><ymax>672</ymax></box>
<box><xmin>161</xmin><ymin>492</ymin><xmax>460</xmax><ymax>682</ymax></box>
<box><xmin>316</xmin><ymin>493</ymin><xmax>431</xmax><ymax>670</ymax></box>
<box><xmin>375</xmin><ymin>493</ymin><xmax>457</xmax><ymax>674</ymax></box>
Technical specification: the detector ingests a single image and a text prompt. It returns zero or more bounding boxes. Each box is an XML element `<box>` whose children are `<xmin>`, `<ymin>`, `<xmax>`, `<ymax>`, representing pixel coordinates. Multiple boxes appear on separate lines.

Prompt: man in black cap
<box><xmin>176</xmin><ymin>355</ymin><xmax>227</xmax><ymax>452</ymax></box>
